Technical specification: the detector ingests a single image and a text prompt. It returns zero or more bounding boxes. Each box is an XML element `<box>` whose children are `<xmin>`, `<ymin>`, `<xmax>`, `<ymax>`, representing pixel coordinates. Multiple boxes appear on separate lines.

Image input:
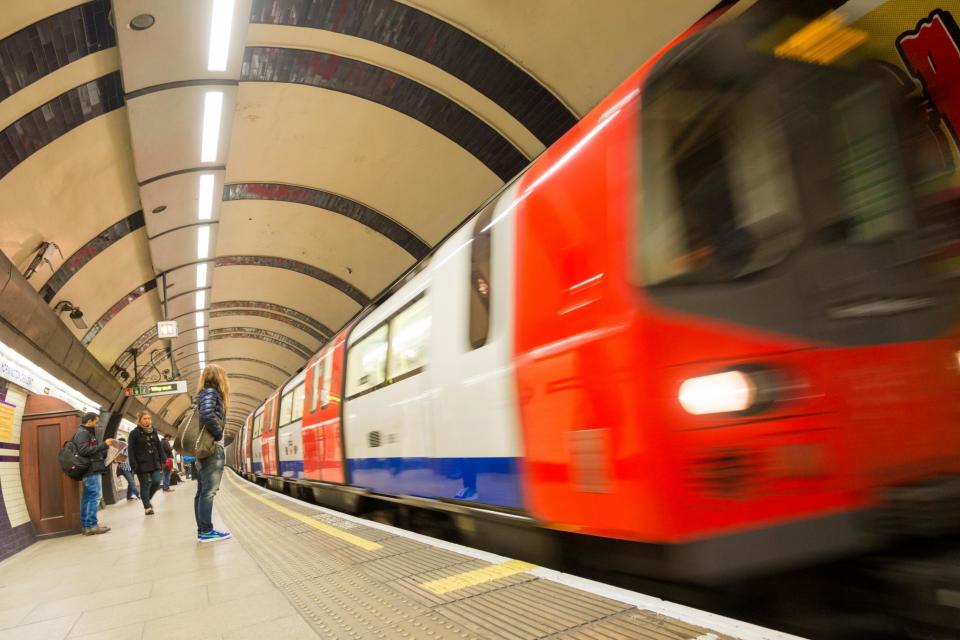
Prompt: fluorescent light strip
<box><xmin>198</xmin><ymin>174</ymin><xmax>215</xmax><ymax>220</ymax></box>
<box><xmin>207</xmin><ymin>0</ymin><xmax>236</xmax><ymax>72</ymax></box>
<box><xmin>196</xmin><ymin>263</ymin><xmax>208</xmax><ymax>288</ymax></box>
<box><xmin>197</xmin><ymin>327</ymin><xmax>205</xmax><ymax>342</ymax></box>
<box><xmin>197</xmin><ymin>226</ymin><xmax>210</xmax><ymax>259</ymax></box>
<box><xmin>196</xmin><ymin>290</ymin><xmax>206</xmax><ymax>310</ymax></box>
<box><xmin>198</xmin><ymin>341</ymin><xmax>206</xmax><ymax>354</ymax></box>
<box><xmin>195</xmin><ymin>311</ymin><xmax>204</xmax><ymax>327</ymax></box>
<box><xmin>201</xmin><ymin>91</ymin><xmax>223</xmax><ymax>162</ymax></box>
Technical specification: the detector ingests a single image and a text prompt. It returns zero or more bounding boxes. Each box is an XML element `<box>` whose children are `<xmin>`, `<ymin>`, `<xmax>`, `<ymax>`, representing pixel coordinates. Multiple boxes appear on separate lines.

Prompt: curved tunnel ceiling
<box><xmin>0</xmin><ymin>0</ymin><xmax>720</xmax><ymax>436</ymax></box>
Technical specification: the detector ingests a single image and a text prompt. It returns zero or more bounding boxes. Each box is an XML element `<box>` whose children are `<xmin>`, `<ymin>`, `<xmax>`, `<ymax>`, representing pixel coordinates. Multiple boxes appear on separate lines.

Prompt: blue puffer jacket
<box><xmin>197</xmin><ymin>386</ymin><xmax>225</xmax><ymax>441</ymax></box>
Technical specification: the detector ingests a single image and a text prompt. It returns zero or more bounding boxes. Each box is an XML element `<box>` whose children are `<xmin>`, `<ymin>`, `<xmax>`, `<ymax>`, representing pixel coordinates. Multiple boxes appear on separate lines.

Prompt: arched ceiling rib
<box><xmin>0</xmin><ymin>0</ymin><xmax>721</xmax><ymax>436</ymax></box>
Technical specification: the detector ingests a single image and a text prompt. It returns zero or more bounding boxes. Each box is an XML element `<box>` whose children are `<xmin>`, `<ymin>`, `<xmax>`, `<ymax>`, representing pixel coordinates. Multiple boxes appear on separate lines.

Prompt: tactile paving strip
<box><xmin>217</xmin><ymin>474</ymin><xmax>737</xmax><ymax>640</ymax></box>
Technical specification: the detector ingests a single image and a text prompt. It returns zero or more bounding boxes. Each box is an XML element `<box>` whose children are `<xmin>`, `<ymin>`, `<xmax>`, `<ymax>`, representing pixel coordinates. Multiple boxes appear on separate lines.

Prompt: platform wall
<box><xmin>0</xmin><ymin>382</ymin><xmax>35</xmax><ymax>561</ymax></box>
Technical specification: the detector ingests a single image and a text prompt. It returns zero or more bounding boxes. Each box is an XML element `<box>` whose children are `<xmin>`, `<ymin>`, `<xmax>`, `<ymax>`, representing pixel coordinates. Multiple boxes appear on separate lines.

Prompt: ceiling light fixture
<box><xmin>197</xmin><ymin>225</ymin><xmax>210</xmax><ymax>259</ymax></box>
<box><xmin>129</xmin><ymin>14</ymin><xmax>155</xmax><ymax>31</ymax></box>
<box><xmin>201</xmin><ymin>91</ymin><xmax>223</xmax><ymax>162</ymax></box>
<box><xmin>196</xmin><ymin>290</ymin><xmax>206</xmax><ymax>311</ymax></box>
<box><xmin>195</xmin><ymin>311</ymin><xmax>204</xmax><ymax>327</ymax></box>
<box><xmin>196</xmin><ymin>263</ymin><xmax>208</xmax><ymax>288</ymax></box>
<box><xmin>207</xmin><ymin>0</ymin><xmax>236</xmax><ymax>72</ymax></box>
<box><xmin>197</xmin><ymin>327</ymin><xmax>205</xmax><ymax>342</ymax></box>
<box><xmin>198</xmin><ymin>174</ymin><xmax>215</xmax><ymax>220</ymax></box>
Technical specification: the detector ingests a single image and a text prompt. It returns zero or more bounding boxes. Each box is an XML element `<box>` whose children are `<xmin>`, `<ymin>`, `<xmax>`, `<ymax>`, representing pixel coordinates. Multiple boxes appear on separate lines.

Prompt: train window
<box><xmin>310</xmin><ymin>358</ymin><xmax>321</xmax><ymax>413</ymax></box>
<box><xmin>321</xmin><ymin>351</ymin><xmax>333</xmax><ymax>408</ymax></box>
<box><xmin>253</xmin><ymin>412</ymin><xmax>262</xmax><ymax>437</ymax></box>
<box><xmin>639</xmin><ymin>51</ymin><xmax>915</xmax><ymax>287</ymax></box>
<box><xmin>388</xmin><ymin>295</ymin><xmax>431</xmax><ymax>380</ymax></box>
<box><xmin>292</xmin><ymin>383</ymin><xmax>305</xmax><ymax>421</ymax></box>
<box><xmin>279</xmin><ymin>392</ymin><xmax>293</xmax><ymax>426</ymax></box>
<box><xmin>469</xmin><ymin>207</ymin><xmax>493</xmax><ymax>349</ymax></box>
<box><xmin>346</xmin><ymin>325</ymin><xmax>389</xmax><ymax>397</ymax></box>
<box><xmin>640</xmin><ymin>80</ymin><xmax>804</xmax><ymax>286</ymax></box>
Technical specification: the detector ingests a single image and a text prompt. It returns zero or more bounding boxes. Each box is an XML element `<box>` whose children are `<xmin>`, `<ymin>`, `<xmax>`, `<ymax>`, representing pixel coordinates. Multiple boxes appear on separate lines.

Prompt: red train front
<box><xmin>513</xmin><ymin>22</ymin><xmax>960</xmax><ymax>580</ymax></box>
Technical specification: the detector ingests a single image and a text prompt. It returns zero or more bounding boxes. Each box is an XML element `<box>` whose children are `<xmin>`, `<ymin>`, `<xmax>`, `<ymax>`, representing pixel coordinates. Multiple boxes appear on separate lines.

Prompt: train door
<box><xmin>277</xmin><ymin>369</ymin><xmax>306</xmax><ymax>479</ymax></box>
<box><xmin>261</xmin><ymin>393</ymin><xmax>279</xmax><ymax>475</ymax></box>
<box><xmin>242</xmin><ymin>414</ymin><xmax>252</xmax><ymax>473</ymax></box>
<box><xmin>425</xmin><ymin>191</ymin><xmax>525</xmax><ymax>508</ymax></box>
<box><xmin>302</xmin><ymin>336</ymin><xmax>347</xmax><ymax>483</ymax></box>
<box><xmin>251</xmin><ymin>406</ymin><xmax>264</xmax><ymax>474</ymax></box>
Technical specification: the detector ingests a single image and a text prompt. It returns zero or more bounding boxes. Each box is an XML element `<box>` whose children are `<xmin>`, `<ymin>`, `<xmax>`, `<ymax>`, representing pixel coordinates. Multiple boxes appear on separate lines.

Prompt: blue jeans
<box><xmin>80</xmin><ymin>474</ymin><xmax>102</xmax><ymax>529</ymax></box>
<box><xmin>120</xmin><ymin>468</ymin><xmax>140</xmax><ymax>499</ymax></box>
<box><xmin>138</xmin><ymin>470</ymin><xmax>162</xmax><ymax>509</ymax></box>
<box><xmin>162</xmin><ymin>468</ymin><xmax>171</xmax><ymax>490</ymax></box>
<box><xmin>194</xmin><ymin>446</ymin><xmax>225</xmax><ymax>534</ymax></box>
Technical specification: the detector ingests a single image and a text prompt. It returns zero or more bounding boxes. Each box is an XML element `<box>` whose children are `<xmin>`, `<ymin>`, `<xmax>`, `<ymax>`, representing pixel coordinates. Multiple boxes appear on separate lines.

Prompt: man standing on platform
<box><xmin>161</xmin><ymin>434</ymin><xmax>176</xmax><ymax>492</ymax></box>
<box><xmin>74</xmin><ymin>412</ymin><xmax>115</xmax><ymax>535</ymax></box>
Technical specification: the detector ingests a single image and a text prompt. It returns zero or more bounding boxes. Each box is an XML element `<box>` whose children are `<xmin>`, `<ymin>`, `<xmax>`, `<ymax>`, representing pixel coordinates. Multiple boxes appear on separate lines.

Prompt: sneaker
<box><xmin>126</xmin><ymin>496</ymin><xmax>138</xmax><ymax>501</ymax></box>
<box><xmin>197</xmin><ymin>530</ymin><xmax>232</xmax><ymax>543</ymax></box>
<box><xmin>90</xmin><ymin>525</ymin><xmax>110</xmax><ymax>535</ymax></box>
<box><xmin>82</xmin><ymin>528</ymin><xmax>95</xmax><ymax>536</ymax></box>
<box><xmin>144</xmin><ymin>508</ymin><xmax>155</xmax><ymax>515</ymax></box>
<box><xmin>163</xmin><ymin>488</ymin><xmax>175</xmax><ymax>493</ymax></box>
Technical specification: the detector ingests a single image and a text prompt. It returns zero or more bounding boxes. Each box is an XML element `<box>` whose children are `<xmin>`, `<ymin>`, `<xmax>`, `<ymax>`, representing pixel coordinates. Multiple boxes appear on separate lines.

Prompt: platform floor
<box><xmin>0</xmin><ymin>471</ymin><xmax>798</xmax><ymax>640</ymax></box>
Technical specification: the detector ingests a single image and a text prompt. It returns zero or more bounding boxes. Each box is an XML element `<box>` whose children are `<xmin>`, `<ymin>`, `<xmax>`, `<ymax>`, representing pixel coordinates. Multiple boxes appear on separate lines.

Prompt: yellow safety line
<box><xmin>225</xmin><ymin>473</ymin><xmax>383</xmax><ymax>551</ymax></box>
<box><xmin>419</xmin><ymin>559</ymin><xmax>537</xmax><ymax>595</ymax></box>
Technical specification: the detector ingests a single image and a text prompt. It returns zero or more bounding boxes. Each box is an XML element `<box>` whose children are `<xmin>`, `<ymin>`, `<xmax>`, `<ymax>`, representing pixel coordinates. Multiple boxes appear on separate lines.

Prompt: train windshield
<box><xmin>638</xmin><ymin>55</ymin><xmax>913</xmax><ymax>286</ymax></box>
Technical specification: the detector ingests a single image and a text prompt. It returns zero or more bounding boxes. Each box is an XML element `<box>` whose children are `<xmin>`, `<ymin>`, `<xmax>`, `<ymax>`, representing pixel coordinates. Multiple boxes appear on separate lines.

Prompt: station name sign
<box><xmin>124</xmin><ymin>380</ymin><xmax>188</xmax><ymax>398</ymax></box>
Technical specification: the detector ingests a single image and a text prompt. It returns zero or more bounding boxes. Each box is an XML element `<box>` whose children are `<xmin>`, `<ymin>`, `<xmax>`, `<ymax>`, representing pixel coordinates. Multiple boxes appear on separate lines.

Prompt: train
<box><xmin>224</xmin><ymin>3</ymin><xmax>960</xmax><ymax>635</ymax></box>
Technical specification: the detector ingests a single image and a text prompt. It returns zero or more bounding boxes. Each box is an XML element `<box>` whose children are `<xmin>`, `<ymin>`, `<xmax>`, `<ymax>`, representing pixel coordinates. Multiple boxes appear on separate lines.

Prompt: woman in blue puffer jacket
<box><xmin>195</xmin><ymin>364</ymin><xmax>231</xmax><ymax>543</ymax></box>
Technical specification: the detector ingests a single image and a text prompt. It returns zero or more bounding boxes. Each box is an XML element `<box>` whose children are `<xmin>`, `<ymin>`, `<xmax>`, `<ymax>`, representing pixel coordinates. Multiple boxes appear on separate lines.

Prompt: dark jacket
<box><xmin>72</xmin><ymin>426</ymin><xmax>107</xmax><ymax>476</ymax></box>
<box><xmin>198</xmin><ymin>386</ymin><xmax>225</xmax><ymax>441</ymax></box>
<box><xmin>161</xmin><ymin>438</ymin><xmax>173</xmax><ymax>460</ymax></box>
<box><xmin>128</xmin><ymin>426</ymin><xmax>166</xmax><ymax>474</ymax></box>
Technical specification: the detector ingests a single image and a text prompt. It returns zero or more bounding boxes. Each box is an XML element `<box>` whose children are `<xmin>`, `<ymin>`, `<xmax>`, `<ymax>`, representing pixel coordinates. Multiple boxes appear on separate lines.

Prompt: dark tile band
<box><xmin>241</xmin><ymin>47</ymin><xmax>528</xmax><ymax>182</ymax></box>
<box><xmin>172</xmin><ymin>331</ymin><xmax>313</xmax><ymax>361</ymax></box>
<box><xmin>248</xmin><ymin>0</ymin><xmax>577</xmax><ymax>146</ymax></box>
<box><xmin>40</xmin><ymin>210</ymin><xmax>145</xmax><ymax>303</ymax></box>
<box><xmin>81</xmin><ymin>279</ymin><xmax>157</xmax><ymax>346</ymax></box>
<box><xmin>0</xmin><ymin>71</ymin><xmax>124</xmax><ymax>180</ymax></box>
<box><xmin>209</xmin><ymin>308</ymin><xmax>326</xmax><ymax>343</ymax></box>
<box><xmin>210</xmin><ymin>300</ymin><xmax>330</xmax><ymax>337</ymax></box>
<box><xmin>0</xmin><ymin>0</ymin><xmax>115</xmax><ymax>102</ymax></box>
<box><xmin>110</xmin><ymin>300</ymin><xmax>329</xmax><ymax>375</ymax></box>
<box><xmin>223</xmin><ymin>182</ymin><xmax>429</xmax><ymax>259</ymax></box>
<box><xmin>215</xmin><ymin>255</ymin><xmax>371</xmax><ymax>306</ymax></box>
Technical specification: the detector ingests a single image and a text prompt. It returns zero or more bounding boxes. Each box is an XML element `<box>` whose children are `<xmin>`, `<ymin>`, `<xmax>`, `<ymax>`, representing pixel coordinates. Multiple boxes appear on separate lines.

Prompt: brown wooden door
<box><xmin>20</xmin><ymin>397</ymin><xmax>82</xmax><ymax>537</ymax></box>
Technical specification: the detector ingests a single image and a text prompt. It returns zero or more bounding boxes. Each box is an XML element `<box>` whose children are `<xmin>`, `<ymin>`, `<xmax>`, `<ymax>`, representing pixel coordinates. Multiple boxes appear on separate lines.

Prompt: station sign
<box><xmin>124</xmin><ymin>380</ymin><xmax>188</xmax><ymax>398</ymax></box>
<box><xmin>157</xmin><ymin>320</ymin><xmax>179</xmax><ymax>339</ymax></box>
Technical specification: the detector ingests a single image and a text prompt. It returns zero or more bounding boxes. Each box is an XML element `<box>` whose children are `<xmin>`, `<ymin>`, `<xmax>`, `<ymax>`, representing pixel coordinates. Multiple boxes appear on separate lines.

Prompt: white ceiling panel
<box><xmin>126</xmin><ymin>84</ymin><xmax>239</xmax><ymax>182</ymax></box>
<box><xmin>141</xmin><ymin>171</ymin><xmax>226</xmax><ymax>236</ymax></box>
<box><xmin>113</xmin><ymin>0</ymin><xmax>252</xmax><ymax>93</ymax></box>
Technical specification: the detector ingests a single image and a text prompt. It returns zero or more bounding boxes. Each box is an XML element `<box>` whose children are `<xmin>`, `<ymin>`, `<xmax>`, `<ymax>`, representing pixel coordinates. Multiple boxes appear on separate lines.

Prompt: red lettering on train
<box><xmin>897</xmin><ymin>9</ymin><xmax>960</xmax><ymax>146</ymax></box>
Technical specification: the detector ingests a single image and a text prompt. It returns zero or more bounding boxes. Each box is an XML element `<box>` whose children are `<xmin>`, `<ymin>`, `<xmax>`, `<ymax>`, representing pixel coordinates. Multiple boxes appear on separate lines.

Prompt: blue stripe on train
<box><xmin>252</xmin><ymin>462</ymin><xmax>262</xmax><ymax>473</ymax></box>
<box><xmin>347</xmin><ymin>457</ymin><xmax>523</xmax><ymax>509</ymax></box>
<box><xmin>279</xmin><ymin>459</ymin><xmax>304</xmax><ymax>479</ymax></box>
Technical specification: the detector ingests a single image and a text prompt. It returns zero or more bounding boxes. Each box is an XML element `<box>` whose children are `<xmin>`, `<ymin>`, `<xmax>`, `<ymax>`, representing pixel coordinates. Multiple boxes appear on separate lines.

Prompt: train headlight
<box><xmin>679</xmin><ymin>371</ymin><xmax>758</xmax><ymax>415</ymax></box>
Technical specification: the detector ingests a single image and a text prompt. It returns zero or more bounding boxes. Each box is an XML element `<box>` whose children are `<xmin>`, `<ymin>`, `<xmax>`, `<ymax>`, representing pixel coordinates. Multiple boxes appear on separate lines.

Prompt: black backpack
<box><xmin>59</xmin><ymin>440</ymin><xmax>90</xmax><ymax>480</ymax></box>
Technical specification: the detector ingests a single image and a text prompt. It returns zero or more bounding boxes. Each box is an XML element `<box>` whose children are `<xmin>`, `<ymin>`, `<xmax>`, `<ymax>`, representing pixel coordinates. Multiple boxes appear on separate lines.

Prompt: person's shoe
<box><xmin>91</xmin><ymin>525</ymin><xmax>110</xmax><ymax>535</ymax></box>
<box><xmin>144</xmin><ymin>508</ymin><xmax>155</xmax><ymax>515</ymax></box>
<box><xmin>163</xmin><ymin>488</ymin><xmax>175</xmax><ymax>492</ymax></box>
<box><xmin>126</xmin><ymin>496</ymin><xmax>138</xmax><ymax>501</ymax></box>
<box><xmin>82</xmin><ymin>527</ymin><xmax>95</xmax><ymax>536</ymax></box>
<box><xmin>198</xmin><ymin>530</ymin><xmax>231</xmax><ymax>543</ymax></box>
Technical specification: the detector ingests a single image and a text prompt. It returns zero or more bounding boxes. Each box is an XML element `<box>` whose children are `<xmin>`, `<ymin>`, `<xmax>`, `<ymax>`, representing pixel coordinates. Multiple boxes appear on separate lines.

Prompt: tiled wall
<box><xmin>0</xmin><ymin>382</ymin><xmax>35</xmax><ymax>562</ymax></box>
